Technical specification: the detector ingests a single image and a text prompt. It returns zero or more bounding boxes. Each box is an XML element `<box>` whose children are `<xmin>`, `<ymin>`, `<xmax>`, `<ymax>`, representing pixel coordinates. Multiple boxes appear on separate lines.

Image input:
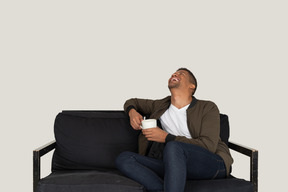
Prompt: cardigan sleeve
<box><xmin>124</xmin><ymin>98</ymin><xmax>156</xmax><ymax>116</ymax></box>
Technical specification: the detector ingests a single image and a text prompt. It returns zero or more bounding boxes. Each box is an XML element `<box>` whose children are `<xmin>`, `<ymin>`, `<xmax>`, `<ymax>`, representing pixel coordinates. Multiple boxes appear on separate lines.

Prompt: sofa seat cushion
<box><xmin>37</xmin><ymin>170</ymin><xmax>145</xmax><ymax>192</ymax></box>
<box><xmin>185</xmin><ymin>177</ymin><xmax>254</xmax><ymax>192</ymax></box>
<box><xmin>37</xmin><ymin>171</ymin><xmax>253</xmax><ymax>192</ymax></box>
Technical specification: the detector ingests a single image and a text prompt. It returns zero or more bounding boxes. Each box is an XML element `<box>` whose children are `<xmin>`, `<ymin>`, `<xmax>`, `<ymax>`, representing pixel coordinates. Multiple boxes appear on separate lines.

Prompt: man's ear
<box><xmin>189</xmin><ymin>84</ymin><xmax>196</xmax><ymax>90</ymax></box>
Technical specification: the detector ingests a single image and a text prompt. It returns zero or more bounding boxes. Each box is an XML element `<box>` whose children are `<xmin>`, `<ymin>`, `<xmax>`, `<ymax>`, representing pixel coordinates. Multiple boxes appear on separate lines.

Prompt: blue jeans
<box><xmin>115</xmin><ymin>141</ymin><xmax>226</xmax><ymax>192</ymax></box>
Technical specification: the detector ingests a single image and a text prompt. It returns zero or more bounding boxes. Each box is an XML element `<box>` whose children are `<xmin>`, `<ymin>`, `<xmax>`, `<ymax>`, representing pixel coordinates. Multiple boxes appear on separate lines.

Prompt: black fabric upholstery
<box><xmin>185</xmin><ymin>177</ymin><xmax>253</xmax><ymax>192</ymax></box>
<box><xmin>220</xmin><ymin>114</ymin><xmax>230</xmax><ymax>146</ymax></box>
<box><xmin>37</xmin><ymin>170</ymin><xmax>145</xmax><ymax>192</ymax></box>
<box><xmin>36</xmin><ymin>111</ymin><xmax>253</xmax><ymax>192</ymax></box>
<box><xmin>37</xmin><ymin>171</ymin><xmax>253</xmax><ymax>192</ymax></box>
<box><xmin>52</xmin><ymin>111</ymin><xmax>140</xmax><ymax>171</ymax></box>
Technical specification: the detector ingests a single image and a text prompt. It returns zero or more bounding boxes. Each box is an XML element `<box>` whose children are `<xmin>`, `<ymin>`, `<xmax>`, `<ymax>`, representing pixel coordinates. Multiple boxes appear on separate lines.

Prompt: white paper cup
<box><xmin>141</xmin><ymin>119</ymin><xmax>157</xmax><ymax>129</ymax></box>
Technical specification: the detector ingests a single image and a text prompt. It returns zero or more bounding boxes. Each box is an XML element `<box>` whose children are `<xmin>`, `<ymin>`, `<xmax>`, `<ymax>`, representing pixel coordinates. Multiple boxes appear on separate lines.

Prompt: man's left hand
<box><xmin>142</xmin><ymin>127</ymin><xmax>168</xmax><ymax>143</ymax></box>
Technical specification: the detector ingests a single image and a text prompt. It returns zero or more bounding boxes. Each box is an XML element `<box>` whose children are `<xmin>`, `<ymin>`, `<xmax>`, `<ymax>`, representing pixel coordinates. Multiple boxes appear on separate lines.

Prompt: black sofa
<box><xmin>33</xmin><ymin>111</ymin><xmax>258</xmax><ymax>192</ymax></box>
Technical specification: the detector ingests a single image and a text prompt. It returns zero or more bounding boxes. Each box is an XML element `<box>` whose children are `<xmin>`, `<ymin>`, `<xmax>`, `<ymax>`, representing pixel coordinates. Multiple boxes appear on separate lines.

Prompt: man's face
<box><xmin>168</xmin><ymin>70</ymin><xmax>194</xmax><ymax>90</ymax></box>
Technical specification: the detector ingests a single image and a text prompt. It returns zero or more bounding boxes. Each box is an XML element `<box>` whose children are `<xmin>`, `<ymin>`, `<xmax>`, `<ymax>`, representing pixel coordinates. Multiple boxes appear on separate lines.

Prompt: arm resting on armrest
<box><xmin>33</xmin><ymin>140</ymin><xmax>56</xmax><ymax>192</ymax></box>
<box><xmin>228</xmin><ymin>141</ymin><xmax>258</xmax><ymax>192</ymax></box>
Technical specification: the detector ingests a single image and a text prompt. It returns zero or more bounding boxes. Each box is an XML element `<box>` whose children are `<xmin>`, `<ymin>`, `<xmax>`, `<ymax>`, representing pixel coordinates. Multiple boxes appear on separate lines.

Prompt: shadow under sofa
<box><xmin>33</xmin><ymin>110</ymin><xmax>258</xmax><ymax>192</ymax></box>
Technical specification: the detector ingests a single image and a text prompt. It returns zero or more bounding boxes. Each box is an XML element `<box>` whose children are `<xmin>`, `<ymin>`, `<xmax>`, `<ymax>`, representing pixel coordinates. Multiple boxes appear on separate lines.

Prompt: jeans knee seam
<box><xmin>212</xmin><ymin>170</ymin><xmax>219</xmax><ymax>179</ymax></box>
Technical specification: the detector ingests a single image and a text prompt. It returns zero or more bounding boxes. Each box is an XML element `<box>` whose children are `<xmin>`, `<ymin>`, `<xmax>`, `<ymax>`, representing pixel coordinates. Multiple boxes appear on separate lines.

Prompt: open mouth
<box><xmin>170</xmin><ymin>77</ymin><xmax>180</xmax><ymax>82</ymax></box>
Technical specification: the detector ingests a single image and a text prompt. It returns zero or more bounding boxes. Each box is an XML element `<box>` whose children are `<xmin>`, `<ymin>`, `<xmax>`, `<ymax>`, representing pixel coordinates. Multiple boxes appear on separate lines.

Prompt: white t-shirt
<box><xmin>159</xmin><ymin>103</ymin><xmax>192</xmax><ymax>139</ymax></box>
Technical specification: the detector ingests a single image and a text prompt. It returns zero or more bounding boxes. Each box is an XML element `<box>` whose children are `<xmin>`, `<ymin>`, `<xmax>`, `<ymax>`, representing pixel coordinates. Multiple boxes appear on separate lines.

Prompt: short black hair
<box><xmin>177</xmin><ymin>68</ymin><xmax>197</xmax><ymax>95</ymax></box>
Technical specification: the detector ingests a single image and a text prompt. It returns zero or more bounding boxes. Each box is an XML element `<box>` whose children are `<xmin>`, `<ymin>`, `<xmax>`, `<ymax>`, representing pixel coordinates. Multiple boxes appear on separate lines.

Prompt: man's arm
<box><xmin>124</xmin><ymin>98</ymin><xmax>156</xmax><ymax>115</ymax></box>
<box><xmin>124</xmin><ymin>98</ymin><xmax>156</xmax><ymax>130</ymax></box>
<box><xmin>142</xmin><ymin>128</ymin><xmax>168</xmax><ymax>143</ymax></box>
<box><xmin>128</xmin><ymin>109</ymin><xmax>143</xmax><ymax>130</ymax></box>
<box><xmin>124</xmin><ymin>97</ymin><xmax>171</xmax><ymax>142</ymax></box>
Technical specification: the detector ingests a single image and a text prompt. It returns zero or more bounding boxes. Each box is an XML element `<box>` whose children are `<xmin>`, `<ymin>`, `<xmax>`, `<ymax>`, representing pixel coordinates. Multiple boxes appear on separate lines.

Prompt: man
<box><xmin>116</xmin><ymin>68</ymin><xmax>233</xmax><ymax>192</ymax></box>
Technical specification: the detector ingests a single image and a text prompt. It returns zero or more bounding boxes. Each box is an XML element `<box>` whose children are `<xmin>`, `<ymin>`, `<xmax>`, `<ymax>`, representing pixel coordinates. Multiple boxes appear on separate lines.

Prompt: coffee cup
<box><xmin>141</xmin><ymin>119</ymin><xmax>157</xmax><ymax>129</ymax></box>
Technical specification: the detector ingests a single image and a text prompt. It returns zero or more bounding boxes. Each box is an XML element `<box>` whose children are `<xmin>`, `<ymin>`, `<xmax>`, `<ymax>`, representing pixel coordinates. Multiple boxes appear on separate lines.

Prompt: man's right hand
<box><xmin>128</xmin><ymin>109</ymin><xmax>143</xmax><ymax>130</ymax></box>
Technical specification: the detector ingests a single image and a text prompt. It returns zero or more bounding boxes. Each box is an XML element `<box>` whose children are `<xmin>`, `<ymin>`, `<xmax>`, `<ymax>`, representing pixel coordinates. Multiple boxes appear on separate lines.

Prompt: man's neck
<box><xmin>170</xmin><ymin>90</ymin><xmax>193</xmax><ymax>109</ymax></box>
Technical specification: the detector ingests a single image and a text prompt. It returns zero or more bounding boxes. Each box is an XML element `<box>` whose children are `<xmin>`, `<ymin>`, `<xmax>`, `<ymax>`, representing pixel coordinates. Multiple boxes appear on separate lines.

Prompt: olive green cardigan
<box><xmin>124</xmin><ymin>96</ymin><xmax>233</xmax><ymax>176</ymax></box>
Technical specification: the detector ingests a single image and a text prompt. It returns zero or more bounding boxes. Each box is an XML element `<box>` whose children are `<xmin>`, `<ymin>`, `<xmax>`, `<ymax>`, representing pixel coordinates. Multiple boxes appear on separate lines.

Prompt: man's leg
<box><xmin>163</xmin><ymin>141</ymin><xmax>227</xmax><ymax>192</ymax></box>
<box><xmin>115</xmin><ymin>151</ymin><xmax>164</xmax><ymax>192</ymax></box>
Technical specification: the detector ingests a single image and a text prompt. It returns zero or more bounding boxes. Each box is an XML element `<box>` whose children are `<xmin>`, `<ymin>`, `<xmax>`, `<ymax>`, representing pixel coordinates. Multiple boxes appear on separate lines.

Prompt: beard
<box><xmin>168</xmin><ymin>82</ymin><xmax>180</xmax><ymax>89</ymax></box>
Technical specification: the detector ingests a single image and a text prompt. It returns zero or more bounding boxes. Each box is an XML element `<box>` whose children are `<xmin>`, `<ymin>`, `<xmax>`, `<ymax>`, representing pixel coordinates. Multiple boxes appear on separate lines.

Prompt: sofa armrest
<box><xmin>33</xmin><ymin>140</ymin><xmax>56</xmax><ymax>192</ymax></box>
<box><xmin>228</xmin><ymin>141</ymin><xmax>258</xmax><ymax>192</ymax></box>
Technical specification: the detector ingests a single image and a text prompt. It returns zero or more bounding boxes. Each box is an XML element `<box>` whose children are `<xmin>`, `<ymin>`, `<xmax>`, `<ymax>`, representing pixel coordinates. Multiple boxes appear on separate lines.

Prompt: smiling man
<box><xmin>116</xmin><ymin>68</ymin><xmax>233</xmax><ymax>192</ymax></box>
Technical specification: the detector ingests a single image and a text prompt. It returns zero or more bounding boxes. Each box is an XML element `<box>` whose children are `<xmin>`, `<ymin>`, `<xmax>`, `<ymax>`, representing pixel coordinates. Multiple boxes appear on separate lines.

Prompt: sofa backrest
<box><xmin>52</xmin><ymin>111</ymin><xmax>230</xmax><ymax>171</ymax></box>
<box><xmin>219</xmin><ymin>114</ymin><xmax>230</xmax><ymax>146</ymax></box>
<box><xmin>52</xmin><ymin>111</ymin><xmax>140</xmax><ymax>171</ymax></box>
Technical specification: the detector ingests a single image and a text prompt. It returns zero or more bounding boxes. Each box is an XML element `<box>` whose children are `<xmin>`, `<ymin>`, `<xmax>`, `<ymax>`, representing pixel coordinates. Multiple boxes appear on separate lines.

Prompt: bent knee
<box><xmin>163</xmin><ymin>141</ymin><xmax>187</xmax><ymax>159</ymax></box>
<box><xmin>164</xmin><ymin>141</ymin><xmax>183</xmax><ymax>152</ymax></box>
<box><xmin>115</xmin><ymin>151</ymin><xmax>136</xmax><ymax>169</ymax></box>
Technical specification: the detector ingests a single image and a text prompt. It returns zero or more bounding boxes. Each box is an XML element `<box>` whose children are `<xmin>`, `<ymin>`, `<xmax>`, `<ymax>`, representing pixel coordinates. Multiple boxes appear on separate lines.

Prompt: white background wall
<box><xmin>1</xmin><ymin>1</ymin><xmax>287</xmax><ymax>191</ymax></box>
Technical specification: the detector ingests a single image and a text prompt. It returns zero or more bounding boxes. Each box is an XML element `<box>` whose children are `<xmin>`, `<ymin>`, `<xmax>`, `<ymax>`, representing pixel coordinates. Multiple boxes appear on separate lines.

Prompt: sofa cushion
<box><xmin>52</xmin><ymin>111</ymin><xmax>140</xmax><ymax>171</ymax></box>
<box><xmin>185</xmin><ymin>177</ymin><xmax>253</xmax><ymax>192</ymax></box>
<box><xmin>37</xmin><ymin>171</ymin><xmax>253</xmax><ymax>192</ymax></box>
<box><xmin>37</xmin><ymin>170</ymin><xmax>145</xmax><ymax>192</ymax></box>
